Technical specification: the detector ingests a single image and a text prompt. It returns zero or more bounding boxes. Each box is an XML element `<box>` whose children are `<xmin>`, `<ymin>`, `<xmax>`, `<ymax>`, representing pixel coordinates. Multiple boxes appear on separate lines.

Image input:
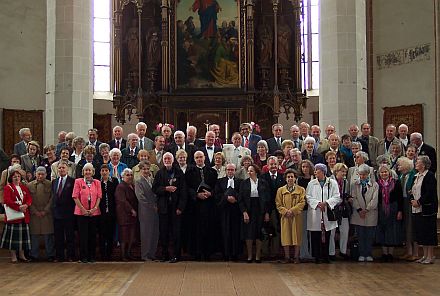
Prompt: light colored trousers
<box><xmin>329</xmin><ymin>217</ymin><xmax>349</xmax><ymax>255</ymax></box>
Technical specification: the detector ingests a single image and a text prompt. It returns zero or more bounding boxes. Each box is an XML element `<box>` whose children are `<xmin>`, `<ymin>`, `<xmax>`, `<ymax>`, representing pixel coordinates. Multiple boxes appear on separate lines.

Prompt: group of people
<box><xmin>0</xmin><ymin>121</ymin><xmax>437</xmax><ymax>265</ymax></box>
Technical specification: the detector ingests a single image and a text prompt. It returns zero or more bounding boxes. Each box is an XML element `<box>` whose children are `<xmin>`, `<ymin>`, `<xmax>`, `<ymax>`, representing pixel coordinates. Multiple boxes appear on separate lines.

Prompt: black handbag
<box><xmin>325</xmin><ymin>181</ymin><xmax>338</xmax><ymax>221</ymax></box>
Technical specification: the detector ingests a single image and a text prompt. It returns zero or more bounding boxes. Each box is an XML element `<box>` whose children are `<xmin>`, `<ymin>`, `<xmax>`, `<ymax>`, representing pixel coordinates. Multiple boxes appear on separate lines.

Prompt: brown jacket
<box><xmin>115</xmin><ymin>181</ymin><xmax>138</xmax><ymax>226</ymax></box>
<box><xmin>27</xmin><ymin>179</ymin><xmax>54</xmax><ymax>234</ymax></box>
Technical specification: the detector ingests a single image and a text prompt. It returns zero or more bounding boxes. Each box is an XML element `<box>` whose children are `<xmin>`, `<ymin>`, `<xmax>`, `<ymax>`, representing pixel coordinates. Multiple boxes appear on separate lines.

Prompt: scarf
<box><xmin>340</xmin><ymin>145</ymin><xmax>353</xmax><ymax>159</ymax></box>
<box><xmin>337</xmin><ymin>178</ymin><xmax>344</xmax><ymax>196</ymax></box>
<box><xmin>378</xmin><ymin>177</ymin><xmax>395</xmax><ymax>216</ymax></box>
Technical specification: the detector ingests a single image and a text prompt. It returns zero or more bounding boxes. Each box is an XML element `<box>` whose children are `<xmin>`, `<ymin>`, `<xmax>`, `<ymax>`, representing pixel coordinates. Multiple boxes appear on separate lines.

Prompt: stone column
<box><xmin>46</xmin><ymin>0</ymin><xmax>93</xmax><ymax>144</ymax></box>
<box><xmin>319</xmin><ymin>0</ymin><xmax>367</xmax><ymax>132</ymax></box>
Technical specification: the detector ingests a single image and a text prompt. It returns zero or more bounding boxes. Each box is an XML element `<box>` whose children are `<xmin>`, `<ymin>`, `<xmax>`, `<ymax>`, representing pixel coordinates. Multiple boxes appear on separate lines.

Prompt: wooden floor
<box><xmin>1</xmin><ymin>255</ymin><xmax>440</xmax><ymax>296</ymax></box>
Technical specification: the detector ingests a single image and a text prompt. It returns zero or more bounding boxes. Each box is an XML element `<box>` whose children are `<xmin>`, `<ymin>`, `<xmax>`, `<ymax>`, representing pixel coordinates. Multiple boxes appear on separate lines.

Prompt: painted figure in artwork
<box><xmin>191</xmin><ymin>0</ymin><xmax>222</xmax><ymax>39</ymax></box>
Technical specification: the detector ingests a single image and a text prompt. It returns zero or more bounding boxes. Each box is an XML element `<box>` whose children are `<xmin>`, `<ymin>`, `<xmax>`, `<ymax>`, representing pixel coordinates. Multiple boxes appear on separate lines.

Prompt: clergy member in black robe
<box><xmin>186</xmin><ymin>151</ymin><xmax>218</xmax><ymax>260</ymax></box>
<box><xmin>215</xmin><ymin>163</ymin><xmax>242</xmax><ymax>261</ymax></box>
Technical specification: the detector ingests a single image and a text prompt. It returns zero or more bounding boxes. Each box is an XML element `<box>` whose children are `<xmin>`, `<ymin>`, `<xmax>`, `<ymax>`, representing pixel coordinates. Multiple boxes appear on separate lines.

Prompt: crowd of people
<box><xmin>0</xmin><ymin>121</ymin><xmax>437</xmax><ymax>265</ymax></box>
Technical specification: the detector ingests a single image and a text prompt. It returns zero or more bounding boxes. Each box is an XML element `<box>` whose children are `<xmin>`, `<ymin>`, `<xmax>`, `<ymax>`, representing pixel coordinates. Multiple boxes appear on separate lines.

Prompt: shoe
<box><xmin>322</xmin><ymin>258</ymin><xmax>330</xmax><ymax>264</ymax></box>
<box><xmin>422</xmin><ymin>258</ymin><xmax>434</xmax><ymax>264</ymax></box>
<box><xmin>314</xmin><ymin>258</ymin><xmax>321</xmax><ymax>264</ymax></box>
<box><xmin>406</xmin><ymin>256</ymin><xmax>419</xmax><ymax>262</ymax></box>
<box><xmin>279</xmin><ymin>258</ymin><xmax>290</xmax><ymax>264</ymax></box>
<box><xmin>88</xmin><ymin>259</ymin><xmax>96</xmax><ymax>263</ymax></box>
<box><xmin>47</xmin><ymin>257</ymin><xmax>55</xmax><ymax>263</ymax></box>
<box><xmin>381</xmin><ymin>254</ymin><xmax>388</xmax><ymax>262</ymax></box>
<box><xmin>366</xmin><ymin>256</ymin><xmax>374</xmax><ymax>262</ymax></box>
<box><xmin>18</xmin><ymin>257</ymin><xmax>31</xmax><ymax>263</ymax></box>
<box><xmin>79</xmin><ymin>259</ymin><xmax>88</xmax><ymax>263</ymax></box>
<box><xmin>293</xmin><ymin>258</ymin><xmax>300</xmax><ymax>264</ymax></box>
<box><xmin>387</xmin><ymin>254</ymin><xmax>394</xmax><ymax>262</ymax></box>
<box><xmin>10</xmin><ymin>258</ymin><xmax>18</xmax><ymax>264</ymax></box>
<box><xmin>358</xmin><ymin>256</ymin><xmax>365</xmax><ymax>262</ymax></box>
<box><xmin>399</xmin><ymin>254</ymin><xmax>410</xmax><ymax>260</ymax></box>
<box><xmin>247</xmin><ymin>259</ymin><xmax>253</xmax><ymax>263</ymax></box>
<box><xmin>255</xmin><ymin>259</ymin><xmax>262</xmax><ymax>263</ymax></box>
<box><xmin>416</xmin><ymin>257</ymin><xmax>426</xmax><ymax>263</ymax></box>
<box><xmin>169</xmin><ymin>257</ymin><xmax>179</xmax><ymax>263</ymax></box>
<box><xmin>329</xmin><ymin>255</ymin><xmax>336</xmax><ymax>261</ymax></box>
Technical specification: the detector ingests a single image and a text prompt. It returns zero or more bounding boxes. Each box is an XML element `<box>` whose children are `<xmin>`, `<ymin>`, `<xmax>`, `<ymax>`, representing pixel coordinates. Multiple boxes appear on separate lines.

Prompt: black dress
<box><xmin>238</xmin><ymin>178</ymin><xmax>270</xmax><ymax>240</ymax></box>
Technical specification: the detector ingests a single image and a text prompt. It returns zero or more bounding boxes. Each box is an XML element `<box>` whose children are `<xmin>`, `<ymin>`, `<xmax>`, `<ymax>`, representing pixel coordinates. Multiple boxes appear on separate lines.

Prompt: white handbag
<box><xmin>3</xmin><ymin>204</ymin><xmax>24</xmax><ymax>221</ymax></box>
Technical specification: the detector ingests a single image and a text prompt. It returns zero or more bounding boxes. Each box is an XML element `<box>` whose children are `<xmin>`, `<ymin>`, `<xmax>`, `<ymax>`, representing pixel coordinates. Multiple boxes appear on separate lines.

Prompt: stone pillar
<box><xmin>319</xmin><ymin>0</ymin><xmax>367</xmax><ymax>132</ymax></box>
<box><xmin>46</xmin><ymin>0</ymin><xmax>93</xmax><ymax>144</ymax></box>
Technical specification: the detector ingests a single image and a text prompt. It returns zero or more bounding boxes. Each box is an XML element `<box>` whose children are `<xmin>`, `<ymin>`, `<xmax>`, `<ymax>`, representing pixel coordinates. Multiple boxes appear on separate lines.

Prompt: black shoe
<box><xmin>322</xmin><ymin>258</ymin><xmax>331</xmax><ymax>264</ymax></box>
<box><xmin>314</xmin><ymin>258</ymin><xmax>321</xmax><ymax>264</ymax></box>
<box><xmin>387</xmin><ymin>254</ymin><xmax>394</xmax><ymax>262</ymax></box>
<box><xmin>88</xmin><ymin>259</ymin><xmax>96</xmax><ymax>263</ymax></box>
<box><xmin>255</xmin><ymin>259</ymin><xmax>262</xmax><ymax>263</ymax></box>
<box><xmin>161</xmin><ymin>256</ymin><xmax>170</xmax><ymax>262</ymax></box>
<box><xmin>247</xmin><ymin>259</ymin><xmax>253</xmax><ymax>263</ymax></box>
<box><xmin>169</xmin><ymin>257</ymin><xmax>179</xmax><ymax>263</ymax></box>
<box><xmin>381</xmin><ymin>254</ymin><xmax>388</xmax><ymax>262</ymax></box>
<box><xmin>47</xmin><ymin>257</ymin><xmax>55</xmax><ymax>262</ymax></box>
<box><xmin>329</xmin><ymin>255</ymin><xmax>336</xmax><ymax>261</ymax></box>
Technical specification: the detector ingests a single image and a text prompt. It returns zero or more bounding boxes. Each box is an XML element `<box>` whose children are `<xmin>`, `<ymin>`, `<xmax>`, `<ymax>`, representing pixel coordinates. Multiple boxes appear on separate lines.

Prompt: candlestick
<box><xmin>225</xmin><ymin>121</ymin><xmax>229</xmax><ymax>143</ymax></box>
<box><xmin>186</xmin><ymin>122</ymin><xmax>189</xmax><ymax>131</ymax></box>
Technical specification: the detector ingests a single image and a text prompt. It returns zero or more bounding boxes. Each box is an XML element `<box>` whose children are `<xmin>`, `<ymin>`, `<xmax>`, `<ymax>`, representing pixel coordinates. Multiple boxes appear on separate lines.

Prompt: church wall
<box><xmin>0</xmin><ymin>0</ymin><xmax>46</xmax><ymax>147</ymax></box>
<box><xmin>372</xmin><ymin>0</ymin><xmax>436</xmax><ymax>145</ymax></box>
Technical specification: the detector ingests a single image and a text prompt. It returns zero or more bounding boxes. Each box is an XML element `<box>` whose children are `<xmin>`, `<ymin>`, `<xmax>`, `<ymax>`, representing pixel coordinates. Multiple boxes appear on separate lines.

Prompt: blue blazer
<box><xmin>242</xmin><ymin>134</ymin><xmax>262</xmax><ymax>156</ymax></box>
<box><xmin>108</xmin><ymin>162</ymin><xmax>128</xmax><ymax>182</ymax></box>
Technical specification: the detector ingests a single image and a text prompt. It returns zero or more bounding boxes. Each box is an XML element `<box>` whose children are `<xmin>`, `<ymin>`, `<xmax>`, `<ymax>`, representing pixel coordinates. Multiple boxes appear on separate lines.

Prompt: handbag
<box><xmin>325</xmin><ymin>181</ymin><xmax>338</xmax><ymax>221</ymax></box>
<box><xmin>3</xmin><ymin>204</ymin><xmax>24</xmax><ymax>221</ymax></box>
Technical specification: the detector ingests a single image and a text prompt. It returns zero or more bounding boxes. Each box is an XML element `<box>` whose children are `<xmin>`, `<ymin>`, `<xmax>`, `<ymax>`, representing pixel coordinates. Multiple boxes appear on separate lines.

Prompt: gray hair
<box><xmin>417</xmin><ymin>155</ymin><xmax>431</xmax><ymax>170</ymax></box>
<box><xmin>410</xmin><ymin>132</ymin><xmax>423</xmax><ymax>141</ymax></box>
<box><xmin>127</xmin><ymin>133</ymin><xmax>139</xmax><ymax>142</ymax></box>
<box><xmin>136</xmin><ymin>122</ymin><xmax>147</xmax><ymax>130</ymax></box>
<box><xmin>187</xmin><ymin>125</ymin><xmax>197</xmax><ymax>134</ymax></box>
<box><xmin>57</xmin><ymin>160</ymin><xmax>69</xmax><ymax>167</ymax></box>
<box><xmin>121</xmin><ymin>168</ymin><xmax>133</xmax><ymax>178</ymax></box>
<box><xmin>267</xmin><ymin>156</ymin><xmax>278</xmax><ymax>164</ymax></box>
<box><xmin>303</xmin><ymin>136</ymin><xmax>316</xmax><ymax>145</ymax></box>
<box><xmin>397</xmin><ymin>157</ymin><xmax>414</xmax><ymax>172</ymax></box>
<box><xmin>240</xmin><ymin>155</ymin><xmax>253</xmax><ymax>166</ymax></box>
<box><xmin>72</xmin><ymin>136</ymin><xmax>85</xmax><ymax>147</ymax></box>
<box><xmin>109</xmin><ymin>148</ymin><xmax>122</xmax><ymax>158</ymax></box>
<box><xmin>174</xmin><ymin>130</ymin><xmax>185</xmax><ymax>138</ymax></box>
<box><xmin>82</xmin><ymin>162</ymin><xmax>95</xmax><ymax>174</ymax></box>
<box><xmin>18</xmin><ymin>128</ymin><xmax>30</xmax><ymax>137</ymax></box>
<box><xmin>376</xmin><ymin>154</ymin><xmax>391</xmax><ymax>166</ymax></box>
<box><xmin>351</xmin><ymin>141</ymin><xmax>362</xmax><ymax>149</ymax></box>
<box><xmin>99</xmin><ymin>143</ymin><xmax>110</xmax><ymax>153</ymax></box>
<box><xmin>113</xmin><ymin>125</ymin><xmax>123</xmax><ymax>133</ymax></box>
<box><xmin>35</xmin><ymin>166</ymin><xmax>47</xmax><ymax>174</ymax></box>
<box><xmin>257</xmin><ymin>140</ymin><xmax>268</xmax><ymax>151</ymax></box>
<box><xmin>358</xmin><ymin>164</ymin><xmax>371</xmax><ymax>175</ymax></box>
<box><xmin>356</xmin><ymin>151</ymin><xmax>369</xmax><ymax>161</ymax></box>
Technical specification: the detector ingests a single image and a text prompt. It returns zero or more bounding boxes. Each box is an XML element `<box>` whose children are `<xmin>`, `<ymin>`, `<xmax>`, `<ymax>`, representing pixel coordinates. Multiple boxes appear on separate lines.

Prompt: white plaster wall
<box><xmin>373</xmin><ymin>0</ymin><xmax>436</xmax><ymax>145</ymax></box>
<box><xmin>0</xmin><ymin>0</ymin><xmax>46</xmax><ymax>110</ymax></box>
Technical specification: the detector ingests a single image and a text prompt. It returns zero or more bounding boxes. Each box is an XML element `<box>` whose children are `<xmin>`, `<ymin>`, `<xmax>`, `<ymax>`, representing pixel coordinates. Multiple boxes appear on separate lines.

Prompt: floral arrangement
<box><xmin>250</xmin><ymin>121</ymin><xmax>261</xmax><ymax>134</ymax></box>
<box><xmin>152</xmin><ymin>123</ymin><xmax>175</xmax><ymax>137</ymax></box>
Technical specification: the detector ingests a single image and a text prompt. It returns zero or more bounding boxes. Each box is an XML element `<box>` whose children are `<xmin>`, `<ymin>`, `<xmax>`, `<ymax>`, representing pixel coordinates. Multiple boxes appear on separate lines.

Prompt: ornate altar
<box><xmin>112</xmin><ymin>0</ymin><xmax>307</xmax><ymax>139</ymax></box>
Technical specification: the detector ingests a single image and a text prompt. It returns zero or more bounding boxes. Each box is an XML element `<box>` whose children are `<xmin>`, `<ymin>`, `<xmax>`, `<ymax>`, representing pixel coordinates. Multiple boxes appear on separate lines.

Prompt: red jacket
<box><xmin>3</xmin><ymin>183</ymin><xmax>32</xmax><ymax>224</ymax></box>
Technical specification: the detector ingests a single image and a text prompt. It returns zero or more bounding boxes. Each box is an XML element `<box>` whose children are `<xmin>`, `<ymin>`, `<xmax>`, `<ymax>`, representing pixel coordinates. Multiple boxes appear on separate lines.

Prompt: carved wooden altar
<box><xmin>112</xmin><ymin>0</ymin><xmax>307</xmax><ymax>139</ymax></box>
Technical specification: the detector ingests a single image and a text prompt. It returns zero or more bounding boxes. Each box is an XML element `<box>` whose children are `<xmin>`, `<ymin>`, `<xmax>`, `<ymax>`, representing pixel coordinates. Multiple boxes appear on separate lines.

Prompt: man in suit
<box><xmin>51</xmin><ymin>160</ymin><xmax>76</xmax><ymax>262</ymax></box>
<box><xmin>260</xmin><ymin>156</ymin><xmax>286</xmax><ymax>258</ymax></box>
<box><xmin>199</xmin><ymin>131</ymin><xmax>221</xmax><ymax>167</ymax></box>
<box><xmin>398</xmin><ymin>124</ymin><xmax>409</xmax><ymax>149</ymax></box>
<box><xmin>223</xmin><ymin>132</ymin><xmax>251</xmax><ymax>170</ymax></box>
<box><xmin>410</xmin><ymin>132</ymin><xmax>437</xmax><ymax>173</ymax></box>
<box><xmin>214</xmin><ymin>163</ymin><xmax>242</xmax><ymax>261</ymax></box>
<box><xmin>321</xmin><ymin>133</ymin><xmax>350</xmax><ymax>165</ymax></box>
<box><xmin>136</xmin><ymin>122</ymin><xmax>154</xmax><ymax>151</ymax></box>
<box><xmin>310</xmin><ymin>125</ymin><xmax>330</xmax><ymax>154</ymax></box>
<box><xmin>167</xmin><ymin>130</ymin><xmax>196</xmax><ymax>164</ymax></box>
<box><xmin>377</xmin><ymin>124</ymin><xmax>405</xmax><ymax>157</ymax></box>
<box><xmin>56</xmin><ymin>131</ymin><xmax>75</xmax><ymax>158</ymax></box>
<box><xmin>290</xmin><ymin>125</ymin><xmax>303</xmax><ymax>150</ymax></box>
<box><xmin>299</xmin><ymin>122</ymin><xmax>310</xmax><ymax>141</ymax></box>
<box><xmin>152</xmin><ymin>152</ymin><xmax>187</xmax><ymax>263</ymax></box>
<box><xmin>266</xmin><ymin>123</ymin><xmax>285</xmax><ymax>155</ymax></box>
<box><xmin>186</xmin><ymin>125</ymin><xmax>205</xmax><ymax>148</ymax></box>
<box><xmin>121</xmin><ymin>133</ymin><xmax>140</xmax><ymax>169</ymax></box>
<box><xmin>360</xmin><ymin>123</ymin><xmax>379</xmax><ymax>168</ymax></box>
<box><xmin>85</xmin><ymin>128</ymin><xmax>103</xmax><ymax>151</ymax></box>
<box><xmin>348</xmin><ymin>124</ymin><xmax>369</xmax><ymax>155</ymax></box>
<box><xmin>209</xmin><ymin>124</ymin><xmax>224</xmax><ymax>148</ymax></box>
<box><xmin>13</xmin><ymin>127</ymin><xmax>32</xmax><ymax>156</ymax></box>
<box><xmin>324</xmin><ymin>125</ymin><xmax>336</xmax><ymax>139</ymax></box>
<box><xmin>240</xmin><ymin>122</ymin><xmax>262</xmax><ymax>156</ymax></box>
<box><xmin>108</xmin><ymin>125</ymin><xmax>127</xmax><ymax>150</ymax></box>
<box><xmin>148</xmin><ymin>135</ymin><xmax>166</xmax><ymax>168</ymax></box>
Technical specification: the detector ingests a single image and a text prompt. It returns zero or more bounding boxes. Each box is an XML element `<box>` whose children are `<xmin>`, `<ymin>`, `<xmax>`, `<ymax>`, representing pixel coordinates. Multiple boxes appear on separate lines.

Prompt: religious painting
<box><xmin>383</xmin><ymin>104</ymin><xmax>423</xmax><ymax>136</ymax></box>
<box><xmin>175</xmin><ymin>0</ymin><xmax>240</xmax><ymax>89</ymax></box>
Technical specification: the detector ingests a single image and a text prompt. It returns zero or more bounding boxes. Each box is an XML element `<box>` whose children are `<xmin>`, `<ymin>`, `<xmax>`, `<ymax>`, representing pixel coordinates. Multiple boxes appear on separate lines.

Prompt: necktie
<box><xmin>130</xmin><ymin>149</ymin><xmax>134</xmax><ymax>156</ymax></box>
<box><xmin>157</xmin><ymin>151</ymin><xmax>162</xmax><ymax>163</ymax></box>
<box><xmin>57</xmin><ymin>177</ymin><xmax>63</xmax><ymax>196</ymax></box>
<box><xmin>116</xmin><ymin>140</ymin><xmax>120</xmax><ymax>149</ymax></box>
<box><xmin>271</xmin><ymin>174</ymin><xmax>276</xmax><ymax>180</ymax></box>
<box><xmin>179</xmin><ymin>145</ymin><xmax>183</xmax><ymax>150</ymax></box>
<box><xmin>113</xmin><ymin>165</ymin><xmax>118</xmax><ymax>178</ymax></box>
<box><xmin>294</xmin><ymin>140</ymin><xmax>298</xmax><ymax>148</ymax></box>
<box><xmin>140</xmin><ymin>139</ymin><xmax>144</xmax><ymax>150</ymax></box>
<box><xmin>277</xmin><ymin>138</ymin><xmax>281</xmax><ymax>147</ymax></box>
<box><xmin>244</xmin><ymin>137</ymin><xmax>249</xmax><ymax>148</ymax></box>
<box><xmin>207</xmin><ymin>146</ymin><xmax>213</xmax><ymax>150</ymax></box>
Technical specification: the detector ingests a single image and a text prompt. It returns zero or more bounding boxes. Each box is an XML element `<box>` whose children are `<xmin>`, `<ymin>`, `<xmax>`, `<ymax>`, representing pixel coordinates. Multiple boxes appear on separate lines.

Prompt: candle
<box><xmin>186</xmin><ymin>122</ymin><xmax>189</xmax><ymax>130</ymax></box>
<box><xmin>225</xmin><ymin>121</ymin><xmax>229</xmax><ymax>143</ymax></box>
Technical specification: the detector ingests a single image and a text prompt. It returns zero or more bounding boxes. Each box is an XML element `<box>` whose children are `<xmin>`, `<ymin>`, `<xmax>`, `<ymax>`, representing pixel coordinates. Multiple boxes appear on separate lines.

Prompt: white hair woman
<box><xmin>108</xmin><ymin>148</ymin><xmax>127</xmax><ymax>182</ymax></box>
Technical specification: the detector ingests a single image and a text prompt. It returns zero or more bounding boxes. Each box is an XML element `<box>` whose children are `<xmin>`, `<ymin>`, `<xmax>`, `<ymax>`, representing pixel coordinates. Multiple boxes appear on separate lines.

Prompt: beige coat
<box><xmin>27</xmin><ymin>179</ymin><xmax>54</xmax><ymax>234</ymax></box>
<box><xmin>350</xmin><ymin>179</ymin><xmax>379</xmax><ymax>227</ymax></box>
<box><xmin>276</xmin><ymin>185</ymin><xmax>306</xmax><ymax>246</ymax></box>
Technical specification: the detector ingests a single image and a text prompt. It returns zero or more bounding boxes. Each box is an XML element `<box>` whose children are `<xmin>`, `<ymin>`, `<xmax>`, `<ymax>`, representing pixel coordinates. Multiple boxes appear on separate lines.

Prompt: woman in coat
<box><xmin>376</xmin><ymin>164</ymin><xmax>403</xmax><ymax>262</ymax></box>
<box><xmin>275</xmin><ymin>169</ymin><xmax>305</xmax><ymax>263</ymax></box>
<box><xmin>411</xmin><ymin>156</ymin><xmax>438</xmax><ymax>264</ymax></box>
<box><xmin>350</xmin><ymin>164</ymin><xmax>379</xmax><ymax>262</ymax></box>
<box><xmin>72</xmin><ymin>163</ymin><xmax>101</xmax><ymax>263</ymax></box>
<box><xmin>397</xmin><ymin>157</ymin><xmax>418</xmax><ymax>261</ymax></box>
<box><xmin>27</xmin><ymin>166</ymin><xmax>54</xmax><ymax>261</ymax></box>
<box><xmin>238</xmin><ymin>164</ymin><xmax>270</xmax><ymax>263</ymax></box>
<box><xmin>306</xmin><ymin>163</ymin><xmax>341</xmax><ymax>264</ymax></box>
<box><xmin>1</xmin><ymin>166</ymin><xmax>32</xmax><ymax>263</ymax></box>
<box><xmin>135</xmin><ymin>161</ymin><xmax>159</xmax><ymax>261</ymax></box>
<box><xmin>297</xmin><ymin>160</ymin><xmax>314</xmax><ymax>261</ymax></box>
<box><xmin>115</xmin><ymin>168</ymin><xmax>138</xmax><ymax>261</ymax></box>
<box><xmin>21</xmin><ymin>140</ymin><xmax>43</xmax><ymax>182</ymax></box>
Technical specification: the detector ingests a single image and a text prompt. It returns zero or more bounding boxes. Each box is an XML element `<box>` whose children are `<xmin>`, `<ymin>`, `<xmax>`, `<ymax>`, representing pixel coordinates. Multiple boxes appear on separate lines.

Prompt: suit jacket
<box><xmin>51</xmin><ymin>176</ymin><xmax>75</xmax><ymax>220</ymax></box>
<box><xmin>115</xmin><ymin>181</ymin><xmax>138</xmax><ymax>226</ymax></box>
<box><xmin>148</xmin><ymin>149</ymin><xmax>165</xmax><ymax>168</ymax></box>
<box><xmin>238</xmin><ymin>178</ymin><xmax>270</xmax><ymax>214</ymax></box>
<box><xmin>242</xmin><ymin>134</ymin><xmax>262</xmax><ymax>156</ymax></box>
<box><xmin>185</xmin><ymin>165</ymin><xmax>218</xmax><ymax>202</ymax></box>
<box><xmin>291</xmin><ymin>138</ymin><xmax>303</xmax><ymax>150</ymax></box>
<box><xmin>362</xmin><ymin>135</ymin><xmax>379</xmax><ymax>168</ymax></box>
<box><xmin>199</xmin><ymin>146</ymin><xmax>222</xmax><ymax>167</ymax></box>
<box><xmin>418</xmin><ymin>170</ymin><xmax>438</xmax><ymax>216</ymax></box>
<box><xmin>121</xmin><ymin>146</ymin><xmax>140</xmax><ymax>169</ymax></box>
<box><xmin>167</xmin><ymin>143</ymin><xmax>196</xmax><ymax>165</ymax></box>
<box><xmin>85</xmin><ymin>141</ymin><xmax>103</xmax><ymax>151</ymax></box>
<box><xmin>266</xmin><ymin>137</ymin><xmax>285</xmax><ymax>155</ymax></box>
<box><xmin>377</xmin><ymin>137</ymin><xmax>405</xmax><ymax>158</ymax></box>
<box><xmin>214</xmin><ymin>176</ymin><xmax>242</xmax><ymax>208</ymax></box>
<box><xmin>137</xmin><ymin>137</ymin><xmax>154</xmax><ymax>151</ymax></box>
<box><xmin>419</xmin><ymin>143</ymin><xmax>437</xmax><ymax>173</ymax></box>
<box><xmin>108</xmin><ymin>138</ymin><xmax>127</xmax><ymax>150</ymax></box>
<box><xmin>188</xmin><ymin>139</ymin><xmax>205</xmax><ymax>149</ymax></box>
<box><xmin>261</xmin><ymin>172</ymin><xmax>286</xmax><ymax>211</ymax></box>
<box><xmin>301</xmin><ymin>150</ymin><xmax>325</xmax><ymax>165</ymax></box>
<box><xmin>21</xmin><ymin>154</ymin><xmax>43</xmax><ymax>178</ymax></box>
<box><xmin>352</xmin><ymin>137</ymin><xmax>369</xmax><ymax>155</ymax></box>
<box><xmin>152</xmin><ymin>166</ymin><xmax>187</xmax><ymax>214</ymax></box>
<box><xmin>222</xmin><ymin>145</ymin><xmax>251</xmax><ymax>169</ymax></box>
<box><xmin>13</xmin><ymin>141</ymin><xmax>27</xmax><ymax>156</ymax></box>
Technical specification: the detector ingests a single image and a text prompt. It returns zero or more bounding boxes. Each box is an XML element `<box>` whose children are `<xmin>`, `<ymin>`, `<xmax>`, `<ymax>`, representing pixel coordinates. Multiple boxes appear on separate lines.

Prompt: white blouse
<box><xmin>250</xmin><ymin>178</ymin><xmax>259</xmax><ymax>197</ymax></box>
